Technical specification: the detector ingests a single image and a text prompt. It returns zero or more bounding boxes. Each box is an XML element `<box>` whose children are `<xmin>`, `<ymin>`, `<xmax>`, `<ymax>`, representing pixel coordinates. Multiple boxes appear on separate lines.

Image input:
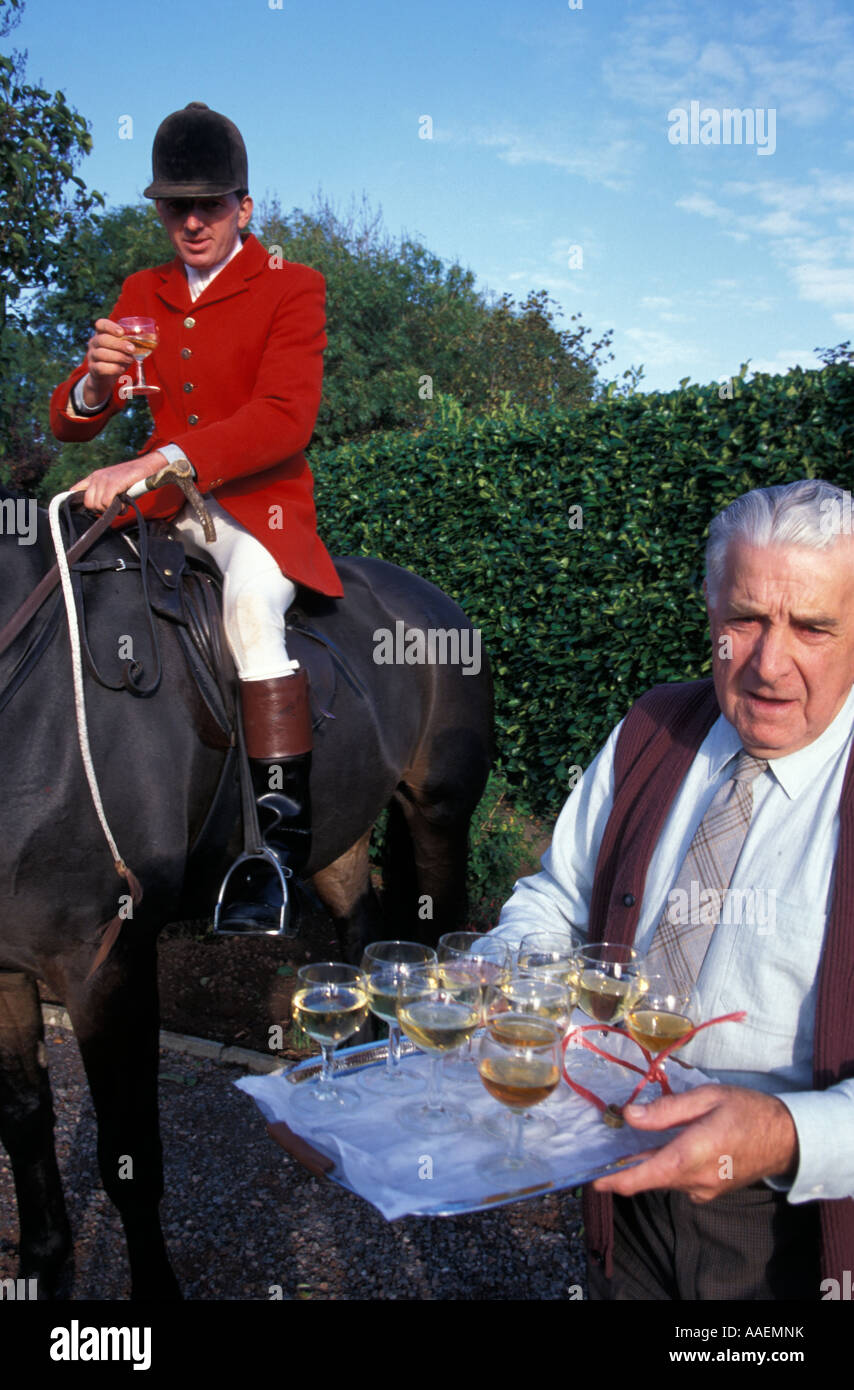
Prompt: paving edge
<box><xmin>41</xmin><ymin>1003</ymin><xmax>283</xmax><ymax>1075</ymax></box>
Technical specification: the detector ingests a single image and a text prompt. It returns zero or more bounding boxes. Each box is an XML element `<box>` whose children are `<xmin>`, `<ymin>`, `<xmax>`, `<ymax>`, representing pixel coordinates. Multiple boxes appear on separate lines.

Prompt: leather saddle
<box><xmin>0</xmin><ymin>503</ymin><xmax>343</xmax><ymax>938</ymax></box>
<box><xmin>20</xmin><ymin>508</ymin><xmax>342</xmax><ymax>744</ymax></box>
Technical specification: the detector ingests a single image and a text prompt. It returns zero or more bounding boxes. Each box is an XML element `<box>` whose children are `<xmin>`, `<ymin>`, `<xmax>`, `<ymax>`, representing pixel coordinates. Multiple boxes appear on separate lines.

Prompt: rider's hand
<box><xmin>83</xmin><ymin>319</ymin><xmax>136</xmax><ymax>406</ymax></box>
<box><xmin>70</xmin><ymin>452</ymin><xmax>168</xmax><ymax>512</ymax></box>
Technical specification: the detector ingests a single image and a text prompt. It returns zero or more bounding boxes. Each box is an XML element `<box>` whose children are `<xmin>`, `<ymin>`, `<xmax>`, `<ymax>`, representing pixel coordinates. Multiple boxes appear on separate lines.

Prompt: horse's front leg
<box><xmin>0</xmin><ymin>969</ymin><xmax>73</xmax><ymax>1297</ymax></box>
<box><xmin>57</xmin><ymin>933</ymin><xmax>181</xmax><ymax>1302</ymax></box>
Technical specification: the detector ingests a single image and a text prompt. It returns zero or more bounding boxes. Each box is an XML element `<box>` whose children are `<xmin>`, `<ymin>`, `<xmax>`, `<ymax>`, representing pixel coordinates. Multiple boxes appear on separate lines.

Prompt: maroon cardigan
<box><xmin>582</xmin><ymin>679</ymin><xmax>854</xmax><ymax>1284</ymax></box>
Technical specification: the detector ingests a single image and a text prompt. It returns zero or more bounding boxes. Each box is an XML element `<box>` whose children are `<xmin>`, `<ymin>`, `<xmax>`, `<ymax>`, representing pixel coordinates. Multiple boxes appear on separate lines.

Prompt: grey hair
<box><xmin>705</xmin><ymin>479</ymin><xmax>852</xmax><ymax>605</ymax></box>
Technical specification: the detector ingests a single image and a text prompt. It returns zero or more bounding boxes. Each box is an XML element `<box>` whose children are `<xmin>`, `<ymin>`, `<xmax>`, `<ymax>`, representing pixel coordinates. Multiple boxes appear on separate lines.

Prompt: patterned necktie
<box><xmin>646</xmin><ymin>749</ymin><xmax>769</xmax><ymax>988</ymax></box>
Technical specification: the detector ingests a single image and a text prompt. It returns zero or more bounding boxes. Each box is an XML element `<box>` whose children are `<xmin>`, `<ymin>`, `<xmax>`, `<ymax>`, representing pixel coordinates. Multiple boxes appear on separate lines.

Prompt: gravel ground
<box><xmin>0</xmin><ymin>1024</ymin><xmax>587</xmax><ymax>1302</ymax></box>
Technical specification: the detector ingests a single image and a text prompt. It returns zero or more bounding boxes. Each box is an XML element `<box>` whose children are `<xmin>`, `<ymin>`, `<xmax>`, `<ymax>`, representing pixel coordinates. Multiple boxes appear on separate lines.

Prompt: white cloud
<box><xmin>696</xmin><ymin>41</ymin><xmax>747</xmax><ymax>85</ymax></box>
<box><xmin>736</xmin><ymin>3</ymin><xmax>782</xmax><ymax>43</ymax></box>
<box><xmin>739</xmin><ymin>297</ymin><xmax>778</xmax><ymax>314</ymax></box>
<box><xmin>675</xmin><ymin>192</ymin><xmax>733</xmax><ymax>222</ymax></box>
<box><xmin>675</xmin><ymin>177</ymin><xmax>854</xmax><ymax>296</ymax></box>
<box><xmin>790</xmin><ymin>1</ymin><xmax>854</xmax><ymax>48</ymax></box>
<box><xmin>472</xmin><ymin>129</ymin><xmax>637</xmax><ymax>192</ymax></box>
<box><xmin>747</xmin><ymin>350</ymin><xmax>823</xmax><ymax>376</ymax></box>
<box><xmin>622</xmin><ymin>325</ymin><xmax>700</xmax><ymax>370</ymax></box>
<box><xmin>602</xmin><ymin>1</ymin><xmax>854</xmax><ymax>127</ymax></box>
<box><xmin>754</xmin><ymin>209</ymin><xmax>813</xmax><ymax>236</ymax></box>
<box><xmin>810</xmin><ymin>172</ymin><xmax>854</xmax><ymax>206</ymax></box>
<box><xmin>791</xmin><ymin>263</ymin><xmax>854</xmax><ymax>309</ymax></box>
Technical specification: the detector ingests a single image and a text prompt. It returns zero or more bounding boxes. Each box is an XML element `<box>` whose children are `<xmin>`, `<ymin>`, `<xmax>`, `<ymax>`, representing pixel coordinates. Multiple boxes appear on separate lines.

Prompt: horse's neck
<box><xmin>0</xmin><ymin>513</ymin><xmax>49</xmax><ymax>608</ymax></box>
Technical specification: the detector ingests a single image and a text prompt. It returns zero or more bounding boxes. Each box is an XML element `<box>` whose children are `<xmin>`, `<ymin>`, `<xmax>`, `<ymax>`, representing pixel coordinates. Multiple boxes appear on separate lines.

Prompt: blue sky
<box><xmin>10</xmin><ymin>0</ymin><xmax>854</xmax><ymax>392</ymax></box>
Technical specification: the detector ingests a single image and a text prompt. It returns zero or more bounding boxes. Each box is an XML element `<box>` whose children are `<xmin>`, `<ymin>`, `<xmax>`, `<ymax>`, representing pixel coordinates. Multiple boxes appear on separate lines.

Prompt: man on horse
<box><xmin>50</xmin><ymin>101</ymin><xmax>341</xmax><ymax>905</ymax></box>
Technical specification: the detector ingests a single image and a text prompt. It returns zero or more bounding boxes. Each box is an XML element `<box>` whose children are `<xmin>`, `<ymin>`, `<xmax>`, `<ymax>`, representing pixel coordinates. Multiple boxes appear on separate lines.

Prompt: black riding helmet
<box><xmin>143</xmin><ymin>101</ymin><xmax>248</xmax><ymax>198</ymax></box>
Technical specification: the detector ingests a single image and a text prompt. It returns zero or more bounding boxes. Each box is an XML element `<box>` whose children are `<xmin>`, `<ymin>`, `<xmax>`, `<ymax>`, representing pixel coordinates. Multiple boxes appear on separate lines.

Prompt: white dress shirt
<box><xmin>494</xmin><ymin>683</ymin><xmax>854</xmax><ymax>1204</ymax></box>
<box><xmin>184</xmin><ymin>235</ymin><xmax>243</xmax><ymax>302</ymax></box>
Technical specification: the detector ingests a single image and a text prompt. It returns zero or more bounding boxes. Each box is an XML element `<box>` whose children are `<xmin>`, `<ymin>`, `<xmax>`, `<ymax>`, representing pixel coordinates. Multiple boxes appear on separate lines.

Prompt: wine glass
<box><xmin>117</xmin><ymin>316</ymin><xmax>160</xmax><ymax>397</ymax></box>
<box><xmin>482</xmin><ymin>973</ymin><xmax>570</xmax><ymax>1141</ymax></box>
<box><xmin>437</xmin><ymin>932</ymin><xmax>512</xmax><ymax>1024</ymax></box>
<box><xmin>359</xmin><ymin>940</ymin><xmax>437</xmax><ymax>1094</ymax></box>
<box><xmin>576</xmin><ymin>942</ymin><xmax>647</xmax><ymax>1023</ymax></box>
<box><xmin>574</xmin><ymin>942</ymin><xmax>648</xmax><ymax>1074</ymax></box>
<box><xmin>290</xmin><ymin>962</ymin><xmax>369</xmax><ymax>1114</ymax></box>
<box><xmin>438</xmin><ymin>933</ymin><xmax>512</xmax><ymax>987</ymax></box>
<box><xmin>516</xmin><ymin>930</ymin><xmax>582</xmax><ymax>1011</ymax></box>
<box><xmin>395</xmin><ymin>964</ymin><xmax>481</xmax><ymax>1134</ymax></box>
<box><xmin>487</xmin><ymin>973</ymin><xmax>570</xmax><ymax>1032</ymax></box>
<box><xmin>477</xmin><ymin>1014</ymin><xmax>561</xmax><ymax>1183</ymax></box>
<box><xmin>623</xmin><ymin>972</ymin><xmax>697</xmax><ymax>1096</ymax></box>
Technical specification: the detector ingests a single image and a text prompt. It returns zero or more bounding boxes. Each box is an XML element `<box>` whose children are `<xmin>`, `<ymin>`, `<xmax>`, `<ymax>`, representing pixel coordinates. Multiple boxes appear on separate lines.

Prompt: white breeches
<box><xmin>171</xmin><ymin>496</ymin><xmax>298</xmax><ymax>681</ymax></box>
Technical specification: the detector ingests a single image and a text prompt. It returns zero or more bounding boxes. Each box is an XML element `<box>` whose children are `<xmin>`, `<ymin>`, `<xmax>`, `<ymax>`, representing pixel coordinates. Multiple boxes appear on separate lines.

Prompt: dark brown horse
<box><xmin>0</xmin><ymin>492</ymin><xmax>492</xmax><ymax>1298</ymax></box>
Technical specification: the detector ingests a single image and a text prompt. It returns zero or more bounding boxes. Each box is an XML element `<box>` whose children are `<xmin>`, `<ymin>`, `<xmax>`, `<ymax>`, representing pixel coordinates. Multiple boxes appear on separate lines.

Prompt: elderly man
<box><xmin>50</xmin><ymin>102</ymin><xmax>341</xmax><ymax>898</ymax></box>
<box><xmin>494</xmin><ymin>479</ymin><xmax>854</xmax><ymax>1300</ymax></box>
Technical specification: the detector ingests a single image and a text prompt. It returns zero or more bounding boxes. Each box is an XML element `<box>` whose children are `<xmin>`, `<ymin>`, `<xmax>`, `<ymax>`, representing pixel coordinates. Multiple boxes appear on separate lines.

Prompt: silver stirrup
<box><xmin>213</xmin><ymin>846</ymin><xmax>297</xmax><ymax>937</ymax></box>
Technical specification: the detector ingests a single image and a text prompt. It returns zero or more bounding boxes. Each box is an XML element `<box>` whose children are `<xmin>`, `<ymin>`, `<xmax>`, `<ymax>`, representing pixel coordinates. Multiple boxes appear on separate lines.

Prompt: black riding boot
<box><xmin>214</xmin><ymin>669</ymin><xmax>312</xmax><ymax>934</ymax></box>
<box><xmin>243</xmin><ymin>667</ymin><xmax>313</xmax><ymax>873</ymax></box>
<box><xmin>250</xmin><ymin>750</ymin><xmax>312</xmax><ymax>876</ymax></box>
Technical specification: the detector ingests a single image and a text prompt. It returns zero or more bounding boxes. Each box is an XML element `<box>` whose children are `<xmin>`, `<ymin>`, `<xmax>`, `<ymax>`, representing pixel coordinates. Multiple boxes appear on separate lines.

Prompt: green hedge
<box><xmin>310</xmin><ymin>366</ymin><xmax>854</xmax><ymax>814</ymax></box>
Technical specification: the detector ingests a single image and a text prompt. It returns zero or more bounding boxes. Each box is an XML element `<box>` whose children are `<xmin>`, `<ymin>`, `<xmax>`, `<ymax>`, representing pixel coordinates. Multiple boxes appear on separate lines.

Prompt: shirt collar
<box><xmin>184</xmin><ymin>235</ymin><xmax>243</xmax><ymax>301</ymax></box>
<box><xmin>703</xmin><ymin>684</ymin><xmax>854</xmax><ymax>799</ymax></box>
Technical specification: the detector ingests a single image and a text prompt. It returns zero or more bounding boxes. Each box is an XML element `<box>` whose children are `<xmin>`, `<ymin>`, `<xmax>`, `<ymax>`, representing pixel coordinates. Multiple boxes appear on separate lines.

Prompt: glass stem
<box><xmin>387</xmin><ymin>1022</ymin><xmax>402</xmax><ymax>1074</ymax></box>
<box><xmin>507</xmin><ymin>1109</ymin><xmax>526</xmax><ymax>1164</ymax></box>
<box><xmin>426</xmin><ymin>1055</ymin><xmax>443</xmax><ymax>1111</ymax></box>
<box><xmin>319</xmin><ymin>1042</ymin><xmax>335</xmax><ymax>1088</ymax></box>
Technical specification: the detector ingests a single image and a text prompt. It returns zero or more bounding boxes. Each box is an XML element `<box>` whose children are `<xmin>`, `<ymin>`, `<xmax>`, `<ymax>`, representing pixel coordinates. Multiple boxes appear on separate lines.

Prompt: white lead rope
<box><xmin>48</xmin><ymin>491</ymin><xmax>131</xmax><ymax>879</ymax></box>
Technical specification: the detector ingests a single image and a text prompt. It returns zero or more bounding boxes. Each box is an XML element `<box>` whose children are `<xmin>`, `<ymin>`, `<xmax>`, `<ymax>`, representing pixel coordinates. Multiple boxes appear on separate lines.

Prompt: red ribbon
<box><xmin>561</xmin><ymin>1012</ymin><xmax>747</xmax><ymax>1118</ymax></box>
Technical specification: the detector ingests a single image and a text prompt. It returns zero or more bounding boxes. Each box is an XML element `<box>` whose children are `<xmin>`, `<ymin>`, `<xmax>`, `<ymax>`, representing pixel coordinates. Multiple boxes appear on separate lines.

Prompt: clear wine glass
<box><xmin>359</xmin><ymin>940</ymin><xmax>437</xmax><ymax>1094</ymax></box>
<box><xmin>516</xmin><ymin>929</ymin><xmax>582</xmax><ymax>1012</ymax></box>
<box><xmin>117</xmin><ymin>316</ymin><xmax>160</xmax><ymax>397</ymax></box>
<box><xmin>290</xmin><ymin>962</ymin><xmax>368</xmax><ymax>1114</ymax></box>
<box><xmin>481</xmin><ymin>974</ymin><xmax>569</xmax><ymax>1141</ymax></box>
<box><xmin>477</xmin><ymin>1014</ymin><xmax>561</xmax><ymax>1184</ymax></box>
<box><xmin>395</xmin><ymin>964</ymin><xmax>481</xmax><ymax>1134</ymax></box>
<box><xmin>437</xmin><ymin>932</ymin><xmax>512</xmax><ymax>1033</ymax></box>
<box><xmin>623</xmin><ymin>972</ymin><xmax>698</xmax><ymax>1097</ymax></box>
<box><xmin>487</xmin><ymin>974</ymin><xmax>570</xmax><ymax>1033</ymax></box>
<box><xmin>576</xmin><ymin>942</ymin><xmax>647</xmax><ymax>1022</ymax></box>
<box><xmin>574</xmin><ymin>942</ymin><xmax>648</xmax><ymax>1074</ymax></box>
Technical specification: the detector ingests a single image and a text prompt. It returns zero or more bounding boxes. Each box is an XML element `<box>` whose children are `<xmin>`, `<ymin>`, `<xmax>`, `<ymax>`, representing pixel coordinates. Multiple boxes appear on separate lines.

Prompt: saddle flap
<box><xmin>285</xmin><ymin>621</ymin><xmax>337</xmax><ymax>727</ymax></box>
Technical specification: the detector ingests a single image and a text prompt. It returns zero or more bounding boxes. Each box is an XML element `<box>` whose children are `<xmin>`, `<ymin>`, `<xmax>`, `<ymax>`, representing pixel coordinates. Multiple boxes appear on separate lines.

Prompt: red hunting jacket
<box><xmin>50</xmin><ymin>233</ymin><xmax>343</xmax><ymax>598</ymax></box>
